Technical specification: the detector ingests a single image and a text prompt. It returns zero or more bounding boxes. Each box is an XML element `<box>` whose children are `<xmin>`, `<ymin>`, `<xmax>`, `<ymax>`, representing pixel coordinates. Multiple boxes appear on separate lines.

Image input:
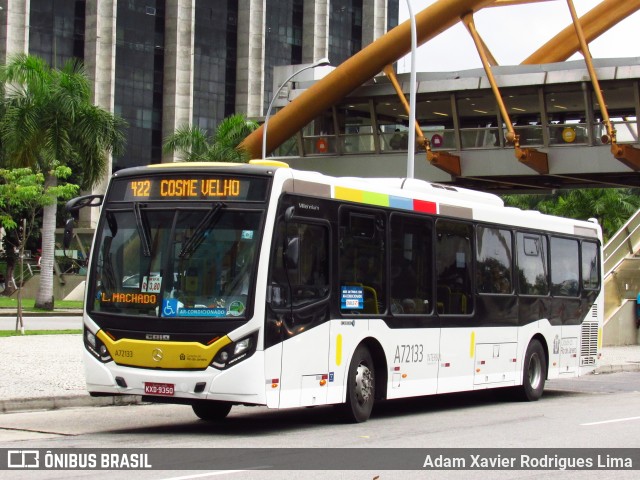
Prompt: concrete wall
<box><xmin>604</xmin><ymin>300</ymin><xmax>639</xmax><ymax>346</ymax></box>
<box><xmin>8</xmin><ymin>275</ymin><xmax>86</xmax><ymax>303</ymax></box>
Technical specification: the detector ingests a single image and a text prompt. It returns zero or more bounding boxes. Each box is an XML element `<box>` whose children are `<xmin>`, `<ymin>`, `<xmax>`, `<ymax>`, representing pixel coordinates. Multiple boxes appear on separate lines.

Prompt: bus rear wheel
<box><xmin>192</xmin><ymin>401</ymin><xmax>232</xmax><ymax>421</ymax></box>
<box><xmin>340</xmin><ymin>345</ymin><xmax>375</xmax><ymax>423</ymax></box>
<box><xmin>516</xmin><ymin>339</ymin><xmax>547</xmax><ymax>402</ymax></box>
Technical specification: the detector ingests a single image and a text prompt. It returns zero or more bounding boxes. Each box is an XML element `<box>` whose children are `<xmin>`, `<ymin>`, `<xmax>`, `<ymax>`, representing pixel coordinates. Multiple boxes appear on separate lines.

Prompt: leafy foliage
<box><xmin>502</xmin><ymin>188</ymin><xmax>640</xmax><ymax>242</ymax></box>
<box><xmin>0</xmin><ymin>167</ymin><xmax>78</xmax><ymax>230</ymax></box>
<box><xmin>163</xmin><ymin>114</ymin><xmax>259</xmax><ymax>163</ymax></box>
<box><xmin>0</xmin><ymin>55</ymin><xmax>126</xmax><ymax>188</ymax></box>
<box><xmin>0</xmin><ymin>54</ymin><xmax>126</xmax><ymax>309</ymax></box>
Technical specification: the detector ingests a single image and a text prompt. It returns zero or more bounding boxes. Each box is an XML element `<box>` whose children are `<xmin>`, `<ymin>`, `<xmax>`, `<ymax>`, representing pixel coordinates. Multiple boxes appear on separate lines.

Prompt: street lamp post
<box><xmin>262</xmin><ymin>58</ymin><xmax>330</xmax><ymax>159</ymax></box>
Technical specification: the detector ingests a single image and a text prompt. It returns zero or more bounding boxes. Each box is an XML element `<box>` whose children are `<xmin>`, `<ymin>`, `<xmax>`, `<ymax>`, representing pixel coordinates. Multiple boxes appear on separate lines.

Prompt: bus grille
<box><xmin>590</xmin><ymin>303</ymin><xmax>598</xmax><ymax>319</ymax></box>
<box><xmin>581</xmin><ymin>321</ymin><xmax>599</xmax><ymax>358</ymax></box>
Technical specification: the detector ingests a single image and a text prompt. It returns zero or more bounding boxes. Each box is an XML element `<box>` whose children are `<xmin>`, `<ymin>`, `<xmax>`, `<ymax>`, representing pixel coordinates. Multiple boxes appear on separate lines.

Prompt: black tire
<box><xmin>192</xmin><ymin>401</ymin><xmax>232</xmax><ymax>421</ymax></box>
<box><xmin>516</xmin><ymin>339</ymin><xmax>547</xmax><ymax>402</ymax></box>
<box><xmin>340</xmin><ymin>345</ymin><xmax>376</xmax><ymax>423</ymax></box>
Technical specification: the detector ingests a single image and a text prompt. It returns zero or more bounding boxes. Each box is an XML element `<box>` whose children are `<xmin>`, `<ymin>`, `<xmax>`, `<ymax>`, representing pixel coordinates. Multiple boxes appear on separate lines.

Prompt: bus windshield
<box><xmin>89</xmin><ymin>205</ymin><xmax>263</xmax><ymax>319</ymax></box>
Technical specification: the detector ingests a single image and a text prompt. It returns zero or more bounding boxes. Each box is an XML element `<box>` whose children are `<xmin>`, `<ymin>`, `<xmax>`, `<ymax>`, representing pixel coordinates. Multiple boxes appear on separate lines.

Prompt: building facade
<box><xmin>0</xmin><ymin>0</ymin><xmax>399</xmax><ymax>174</ymax></box>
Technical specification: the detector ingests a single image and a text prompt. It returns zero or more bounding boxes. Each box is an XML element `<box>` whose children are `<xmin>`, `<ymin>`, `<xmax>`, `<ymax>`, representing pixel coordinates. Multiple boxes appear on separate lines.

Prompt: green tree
<box><xmin>163</xmin><ymin>114</ymin><xmax>258</xmax><ymax>163</ymax></box>
<box><xmin>0</xmin><ymin>167</ymin><xmax>78</xmax><ymax>327</ymax></box>
<box><xmin>0</xmin><ymin>54</ymin><xmax>126</xmax><ymax>310</ymax></box>
<box><xmin>502</xmin><ymin>188</ymin><xmax>640</xmax><ymax>242</ymax></box>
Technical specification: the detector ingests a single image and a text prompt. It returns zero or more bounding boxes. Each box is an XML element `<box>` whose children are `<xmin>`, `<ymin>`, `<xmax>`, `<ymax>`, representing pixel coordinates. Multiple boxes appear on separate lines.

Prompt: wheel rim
<box><xmin>528</xmin><ymin>352</ymin><xmax>542</xmax><ymax>390</ymax></box>
<box><xmin>355</xmin><ymin>362</ymin><xmax>373</xmax><ymax>405</ymax></box>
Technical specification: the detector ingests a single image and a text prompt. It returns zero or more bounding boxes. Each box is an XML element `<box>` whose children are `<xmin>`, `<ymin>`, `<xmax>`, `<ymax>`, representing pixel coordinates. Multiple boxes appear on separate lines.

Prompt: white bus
<box><xmin>65</xmin><ymin>160</ymin><xmax>602</xmax><ymax>423</ymax></box>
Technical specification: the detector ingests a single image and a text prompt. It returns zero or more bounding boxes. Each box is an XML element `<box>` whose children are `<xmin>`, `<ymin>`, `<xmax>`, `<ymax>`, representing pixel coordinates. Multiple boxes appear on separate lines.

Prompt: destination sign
<box><xmin>108</xmin><ymin>174</ymin><xmax>269</xmax><ymax>201</ymax></box>
<box><xmin>131</xmin><ymin>178</ymin><xmax>240</xmax><ymax>198</ymax></box>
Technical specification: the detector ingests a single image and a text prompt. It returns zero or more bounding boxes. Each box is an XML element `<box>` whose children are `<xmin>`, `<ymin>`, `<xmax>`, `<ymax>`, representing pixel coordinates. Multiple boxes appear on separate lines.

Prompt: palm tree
<box><xmin>0</xmin><ymin>54</ymin><xmax>126</xmax><ymax>310</ymax></box>
<box><xmin>552</xmin><ymin>189</ymin><xmax>640</xmax><ymax>242</ymax></box>
<box><xmin>163</xmin><ymin>113</ymin><xmax>258</xmax><ymax>163</ymax></box>
<box><xmin>503</xmin><ymin>189</ymin><xmax>640</xmax><ymax>242</ymax></box>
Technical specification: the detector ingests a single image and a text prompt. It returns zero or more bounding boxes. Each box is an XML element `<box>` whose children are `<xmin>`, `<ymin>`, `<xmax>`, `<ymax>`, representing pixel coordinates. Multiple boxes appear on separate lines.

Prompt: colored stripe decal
<box><xmin>389</xmin><ymin>195</ymin><xmax>413</xmax><ymax>210</ymax></box>
<box><xmin>334</xmin><ymin>187</ymin><xmax>439</xmax><ymax>214</ymax></box>
<box><xmin>441</xmin><ymin>204</ymin><xmax>472</xmax><ymax>219</ymax></box>
<box><xmin>470</xmin><ymin>331</ymin><xmax>475</xmax><ymax>358</ymax></box>
<box><xmin>336</xmin><ymin>334</ymin><xmax>343</xmax><ymax>366</ymax></box>
<box><xmin>293</xmin><ymin>180</ymin><xmax>331</xmax><ymax>198</ymax></box>
<box><xmin>414</xmin><ymin>199</ymin><xmax>437</xmax><ymax>214</ymax></box>
<box><xmin>574</xmin><ymin>225</ymin><xmax>598</xmax><ymax>238</ymax></box>
<box><xmin>335</xmin><ymin>186</ymin><xmax>363</xmax><ymax>203</ymax></box>
<box><xmin>362</xmin><ymin>191</ymin><xmax>389</xmax><ymax>207</ymax></box>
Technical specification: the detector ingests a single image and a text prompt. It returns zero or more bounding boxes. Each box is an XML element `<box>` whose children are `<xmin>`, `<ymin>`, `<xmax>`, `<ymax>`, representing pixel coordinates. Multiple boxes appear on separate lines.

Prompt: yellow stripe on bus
<box><xmin>470</xmin><ymin>331</ymin><xmax>475</xmax><ymax>358</ymax></box>
<box><xmin>334</xmin><ymin>186</ymin><xmax>363</xmax><ymax>203</ymax></box>
<box><xmin>336</xmin><ymin>334</ymin><xmax>343</xmax><ymax>366</ymax></box>
<box><xmin>97</xmin><ymin>330</ymin><xmax>231</xmax><ymax>370</ymax></box>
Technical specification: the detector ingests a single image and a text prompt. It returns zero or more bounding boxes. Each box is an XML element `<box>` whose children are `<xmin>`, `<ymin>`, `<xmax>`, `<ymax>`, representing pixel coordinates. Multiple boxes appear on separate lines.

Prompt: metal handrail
<box><xmin>603</xmin><ymin>208</ymin><xmax>640</xmax><ymax>277</ymax></box>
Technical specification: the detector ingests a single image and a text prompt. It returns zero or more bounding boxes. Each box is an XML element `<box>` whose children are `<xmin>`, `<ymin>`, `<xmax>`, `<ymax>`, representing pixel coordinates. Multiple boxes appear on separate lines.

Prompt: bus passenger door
<box><xmin>266</xmin><ymin>216</ymin><xmax>331</xmax><ymax>409</ymax></box>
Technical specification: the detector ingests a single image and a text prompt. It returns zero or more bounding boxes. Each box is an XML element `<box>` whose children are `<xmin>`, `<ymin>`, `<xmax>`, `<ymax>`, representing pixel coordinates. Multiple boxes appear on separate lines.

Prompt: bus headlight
<box><xmin>211</xmin><ymin>332</ymin><xmax>258</xmax><ymax>370</ymax></box>
<box><xmin>84</xmin><ymin>327</ymin><xmax>112</xmax><ymax>363</ymax></box>
<box><xmin>234</xmin><ymin>337</ymin><xmax>252</xmax><ymax>356</ymax></box>
<box><xmin>86</xmin><ymin>330</ymin><xmax>96</xmax><ymax>349</ymax></box>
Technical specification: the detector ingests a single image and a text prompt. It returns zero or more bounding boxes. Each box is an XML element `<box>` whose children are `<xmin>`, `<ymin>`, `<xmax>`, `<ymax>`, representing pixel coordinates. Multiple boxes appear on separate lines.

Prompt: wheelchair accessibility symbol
<box><xmin>162</xmin><ymin>298</ymin><xmax>179</xmax><ymax>317</ymax></box>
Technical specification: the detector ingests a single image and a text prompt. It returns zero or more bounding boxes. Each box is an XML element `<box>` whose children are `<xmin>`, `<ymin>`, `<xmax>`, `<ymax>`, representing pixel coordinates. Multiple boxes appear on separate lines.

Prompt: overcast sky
<box><xmin>397</xmin><ymin>0</ymin><xmax>640</xmax><ymax>72</ymax></box>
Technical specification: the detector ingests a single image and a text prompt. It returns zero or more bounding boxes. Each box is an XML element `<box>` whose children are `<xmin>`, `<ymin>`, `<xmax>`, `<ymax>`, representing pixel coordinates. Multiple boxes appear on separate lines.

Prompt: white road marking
<box><xmin>159</xmin><ymin>471</ymin><xmax>248</xmax><ymax>480</ymax></box>
<box><xmin>581</xmin><ymin>415</ymin><xmax>640</xmax><ymax>426</ymax></box>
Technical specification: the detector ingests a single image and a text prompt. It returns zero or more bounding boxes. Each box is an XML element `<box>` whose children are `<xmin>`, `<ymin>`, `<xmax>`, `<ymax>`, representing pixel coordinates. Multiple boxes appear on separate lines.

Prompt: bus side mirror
<box><xmin>285</xmin><ymin>237</ymin><xmax>299</xmax><ymax>269</ymax></box>
<box><xmin>63</xmin><ymin>217</ymin><xmax>75</xmax><ymax>249</ymax></box>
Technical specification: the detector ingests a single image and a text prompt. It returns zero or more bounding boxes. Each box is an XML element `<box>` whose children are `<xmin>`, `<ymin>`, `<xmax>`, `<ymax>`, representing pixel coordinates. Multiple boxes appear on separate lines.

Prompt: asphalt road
<box><xmin>1</xmin><ymin>372</ymin><xmax>639</xmax><ymax>480</ymax></box>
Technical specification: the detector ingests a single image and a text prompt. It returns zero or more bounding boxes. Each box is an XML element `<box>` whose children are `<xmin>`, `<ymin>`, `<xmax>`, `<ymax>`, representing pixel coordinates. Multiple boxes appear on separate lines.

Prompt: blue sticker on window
<box><xmin>341</xmin><ymin>286</ymin><xmax>364</xmax><ymax>310</ymax></box>
<box><xmin>178</xmin><ymin>307</ymin><xmax>226</xmax><ymax>317</ymax></box>
<box><xmin>162</xmin><ymin>298</ymin><xmax>180</xmax><ymax>317</ymax></box>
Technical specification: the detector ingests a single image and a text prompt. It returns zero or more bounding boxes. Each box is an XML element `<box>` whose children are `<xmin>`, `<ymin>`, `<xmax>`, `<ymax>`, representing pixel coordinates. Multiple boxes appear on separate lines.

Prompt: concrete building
<box><xmin>0</xmin><ymin>0</ymin><xmax>399</xmax><ymax>177</ymax></box>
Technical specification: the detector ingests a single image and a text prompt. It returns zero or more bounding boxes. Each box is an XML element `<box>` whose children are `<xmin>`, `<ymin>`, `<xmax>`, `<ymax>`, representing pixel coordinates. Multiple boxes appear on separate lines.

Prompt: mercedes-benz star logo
<box><xmin>152</xmin><ymin>348</ymin><xmax>164</xmax><ymax>362</ymax></box>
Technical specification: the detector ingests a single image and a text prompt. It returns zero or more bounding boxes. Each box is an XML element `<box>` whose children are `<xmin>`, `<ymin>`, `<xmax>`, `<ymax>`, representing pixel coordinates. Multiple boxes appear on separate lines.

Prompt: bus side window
<box><xmin>581</xmin><ymin>241</ymin><xmax>600</xmax><ymax>290</ymax></box>
<box><xmin>339</xmin><ymin>209</ymin><xmax>386</xmax><ymax>314</ymax></box>
<box><xmin>436</xmin><ymin>219</ymin><xmax>473</xmax><ymax>315</ymax></box>
<box><xmin>268</xmin><ymin>221</ymin><xmax>290</xmax><ymax>307</ymax></box>
<box><xmin>550</xmin><ymin>236</ymin><xmax>579</xmax><ymax>296</ymax></box>
<box><xmin>476</xmin><ymin>226</ymin><xmax>513</xmax><ymax>294</ymax></box>
<box><xmin>390</xmin><ymin>213</ymin><xmax>433</xmax><ymax>315</ymax></box>
<box><xmin>268</xmin><ymin>220</ymin><xmax>329</xmax><ymax>308</ymax></box>
<box><xmin>292</xmin><ymin>223</ymin><xmax>329</xmax><ymax>305</ymax></box>
<box><xmin>516</xmin><ymin>233</ymin><xmax>549</xmax><ymax>296</ymax></box>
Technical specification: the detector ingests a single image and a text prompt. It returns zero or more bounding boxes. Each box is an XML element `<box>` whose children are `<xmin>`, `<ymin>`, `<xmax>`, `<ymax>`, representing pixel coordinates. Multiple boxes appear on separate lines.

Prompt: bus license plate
<box><xmin>144</xmin><ymin>382</ymin><xmax>175</xmax><ymax>396</ymax></box>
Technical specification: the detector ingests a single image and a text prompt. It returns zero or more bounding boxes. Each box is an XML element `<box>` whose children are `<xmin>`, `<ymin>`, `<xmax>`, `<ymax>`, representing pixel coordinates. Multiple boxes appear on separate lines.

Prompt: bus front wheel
<box><xmin>341</xmin><ymin>345</ymin><xmax>375</xmax><ymax>423</ymax></box>
<box><xmin>517</xmin><ymin>339</ymin><xmax>547</xmax><ymax>402</ymax></box>
<box><xmin>192</xmin><ymin>401</ymin><xmax>232</xmax><ymax>421</ymax></box>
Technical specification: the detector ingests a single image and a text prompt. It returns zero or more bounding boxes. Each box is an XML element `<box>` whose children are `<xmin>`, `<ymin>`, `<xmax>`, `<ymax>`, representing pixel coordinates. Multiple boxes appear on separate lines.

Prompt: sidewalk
<box><xmin>594</xmin><ymin>344</ymin><xmax>640</xmax><ymax>373</ymax></box>
<box><xmin>1</xmin><ymin>323</ymin><xmax>639</xmax><ymax>414</ymax></box>
<box><xmin>0</xmin><ymin>333</ymin><xmax>142</xmax><ymax>414</ymax></box>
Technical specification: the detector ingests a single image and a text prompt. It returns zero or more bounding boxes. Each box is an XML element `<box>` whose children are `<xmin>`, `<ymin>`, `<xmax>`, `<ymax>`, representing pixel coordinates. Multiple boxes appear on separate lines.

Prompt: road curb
<box><xmin>594</xmin><ymin>363</ymin><xmax>640</xmax><ymax>374</ymax></box>
<box><xmin>0</xmin><ymin>394</ymin><xmax>142</xmax><ymax>414</ymax></box>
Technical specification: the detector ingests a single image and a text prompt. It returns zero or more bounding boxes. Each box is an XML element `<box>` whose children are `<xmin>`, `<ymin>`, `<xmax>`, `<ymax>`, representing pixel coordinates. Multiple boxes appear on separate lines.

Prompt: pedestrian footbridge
<box><xmin>269</xmin><ymin>58</ymin><xmax>639</xmax><ymax>193</ymax></box>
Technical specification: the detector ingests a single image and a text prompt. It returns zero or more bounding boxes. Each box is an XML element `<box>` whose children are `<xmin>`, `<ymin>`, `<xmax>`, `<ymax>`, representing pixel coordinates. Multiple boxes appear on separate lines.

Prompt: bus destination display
<box><xmin>110</xmin><ymin>175</ymin><xmax>269</xmax><ymax>201</ymax></box>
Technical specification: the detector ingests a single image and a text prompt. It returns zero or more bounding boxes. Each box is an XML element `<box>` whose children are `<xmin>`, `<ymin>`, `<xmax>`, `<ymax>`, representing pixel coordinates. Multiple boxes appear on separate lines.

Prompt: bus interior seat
<box><xmin>362</xmin><ymin>285</ymin><xmax>379</xmax><ymax>314</ymax></box>
<box><xmin>437</xmin><ymin>285</ymin><xmax>451</xmax><ymax>314</ymax></box>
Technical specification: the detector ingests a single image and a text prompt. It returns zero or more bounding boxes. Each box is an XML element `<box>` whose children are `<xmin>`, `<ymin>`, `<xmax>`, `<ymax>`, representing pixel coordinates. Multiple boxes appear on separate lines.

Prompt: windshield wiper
<box><xmin>179</xmin><ymin>203</ymin><xmax>224</xmax><ymax>258</ymax></box>
<box><xmin>134</xmin><ymin>202</ymin><xmax>152</xmax><ymax>257</ymax></box>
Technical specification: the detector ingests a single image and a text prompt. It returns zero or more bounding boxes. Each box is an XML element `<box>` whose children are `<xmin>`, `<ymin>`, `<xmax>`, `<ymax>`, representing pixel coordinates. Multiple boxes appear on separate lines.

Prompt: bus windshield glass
<box><xmin>89</xmin><ymin>205</ymin><xmax>263</xmax><ymax>319</ymax></box>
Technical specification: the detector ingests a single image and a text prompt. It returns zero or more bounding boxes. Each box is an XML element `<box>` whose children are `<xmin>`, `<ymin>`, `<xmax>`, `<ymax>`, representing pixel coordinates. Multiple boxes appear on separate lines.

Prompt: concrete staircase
<box><xmin>603</xmin><ymin>209</ymin><xmax>640</xmax><ymax>346</ymax></box>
